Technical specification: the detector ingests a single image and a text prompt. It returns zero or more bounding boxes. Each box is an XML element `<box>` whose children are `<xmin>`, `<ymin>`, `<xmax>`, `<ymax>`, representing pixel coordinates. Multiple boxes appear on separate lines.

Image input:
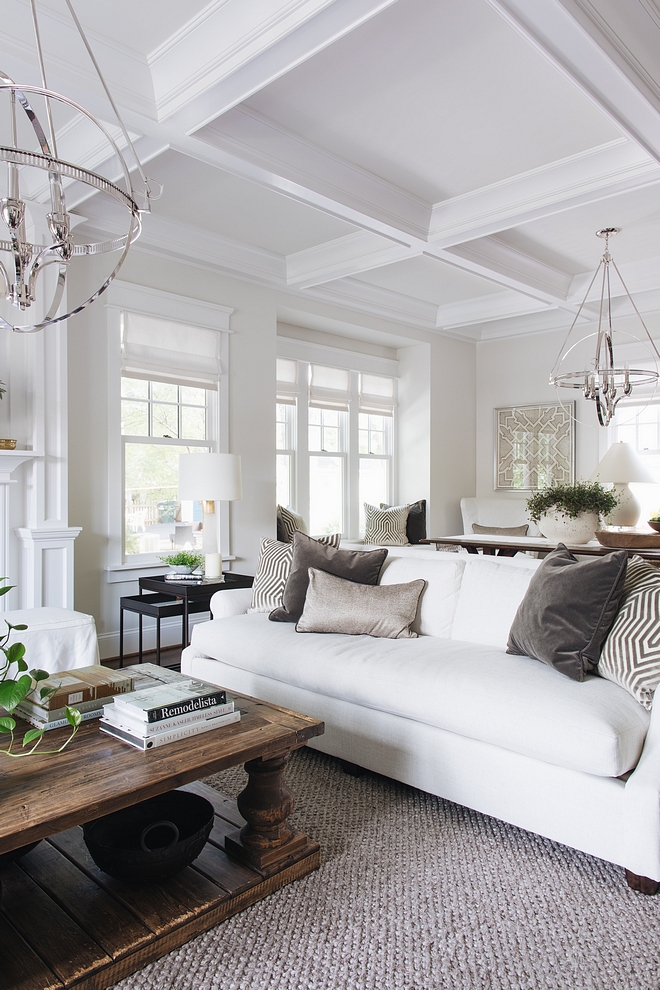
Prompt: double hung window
<box><xmin>609</xmin><ymin>401</ymin><xmax>660</xmax><ymax>520</ymax></box>
<box><xmin>120</xmin><ymin>312</ymin><xmax>223</xmax><ymax>559</ymax></box>
<box><xmin>276</xmin><ymin>358</ymin><xmax>396</xmax><ymax>538</ymax></box>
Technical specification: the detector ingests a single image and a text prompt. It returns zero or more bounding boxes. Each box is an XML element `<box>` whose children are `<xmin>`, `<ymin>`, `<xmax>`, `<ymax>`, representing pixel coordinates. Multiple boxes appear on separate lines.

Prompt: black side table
<box><xmin>123</xmin><ymin>572</ymin><xmax>254</xmax><ymax>666</ymax></box>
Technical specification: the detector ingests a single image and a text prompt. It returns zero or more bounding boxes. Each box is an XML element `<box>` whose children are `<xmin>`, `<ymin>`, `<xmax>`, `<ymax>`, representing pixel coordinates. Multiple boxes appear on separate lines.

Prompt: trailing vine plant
<box><xmin>526</xmin><ymin>481</ymin><xmax>619</xmax><ymax>523</ymax></box>
<box><xmin>0</xmin><ymin>580</ymin><xmax>81</xmax><ymax>756</ymax></box>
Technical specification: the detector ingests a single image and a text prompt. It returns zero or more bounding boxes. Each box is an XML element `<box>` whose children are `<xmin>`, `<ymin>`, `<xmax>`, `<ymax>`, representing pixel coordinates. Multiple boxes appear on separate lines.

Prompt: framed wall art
<box><xmin>495</xmin><ymin>402</ymin><xmax>575</xmax><ymax>491</ymax></box>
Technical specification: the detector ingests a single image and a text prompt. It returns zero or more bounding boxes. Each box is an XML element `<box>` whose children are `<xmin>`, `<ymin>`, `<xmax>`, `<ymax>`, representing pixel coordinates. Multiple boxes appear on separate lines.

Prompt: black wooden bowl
<box><xmin>82</xmin><ymin>790</ymin><xmax>214</xmax><ymax>883</ymax></box>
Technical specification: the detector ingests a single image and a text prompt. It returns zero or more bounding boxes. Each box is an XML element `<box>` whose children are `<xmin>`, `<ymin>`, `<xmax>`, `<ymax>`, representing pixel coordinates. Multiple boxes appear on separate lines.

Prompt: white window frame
<box><xmin>106</xmin><ymin>282</ymin><xmax>232</xmax><ymax>579</ymax></box>
<box><xmin>277</xmin><ymin>341</ymin><xmax>399</xmax><ymax>539</ymax></box>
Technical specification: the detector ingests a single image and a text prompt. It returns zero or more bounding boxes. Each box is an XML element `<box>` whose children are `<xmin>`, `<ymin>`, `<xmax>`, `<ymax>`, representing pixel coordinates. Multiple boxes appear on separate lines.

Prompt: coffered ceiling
<box><xmin>2</xmin><ymin>0</ymin><xmax>660</xmax><ymax>342</ymax></box>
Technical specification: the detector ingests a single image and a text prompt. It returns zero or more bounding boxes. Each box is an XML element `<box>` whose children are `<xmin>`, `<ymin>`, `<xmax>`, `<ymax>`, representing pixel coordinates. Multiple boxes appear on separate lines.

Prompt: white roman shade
<box><xmin>276</xmin><ymin>357</ymin><xmax>299</xmax><ymax>405</ymax></box>
<box><xmin>359</xmin><ymin>373</ymin><xmax>396</xmax><ymax>416</ymax></box>
<box><xmin>309</xmin><ymin>364</ymin><xmax>350</xmax><ymax>411</ymax></box>
<box><xmin>121</xmin><ymin>312</ymin><xmax>223</xmax><ymax>390</ymax></box>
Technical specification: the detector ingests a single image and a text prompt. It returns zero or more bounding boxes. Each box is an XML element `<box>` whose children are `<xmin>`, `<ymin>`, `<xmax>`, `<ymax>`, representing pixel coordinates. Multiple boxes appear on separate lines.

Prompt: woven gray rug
<box><xmin>115</xmin><ymin>748</ymin><xmax>660</xmax><ymax>990</ymax></box>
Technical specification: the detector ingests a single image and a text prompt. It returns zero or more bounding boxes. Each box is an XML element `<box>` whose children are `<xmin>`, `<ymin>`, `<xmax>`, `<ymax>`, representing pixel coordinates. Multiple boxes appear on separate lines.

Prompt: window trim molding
<box><xmin>277</xmin><ymin>335</ymin><xmax>398</xmax><ymax>378</ymax></box>
<box><xmin>106</xmin><ymin>283</ymin><xmax>231</xmax><ymax>573</ymax></box>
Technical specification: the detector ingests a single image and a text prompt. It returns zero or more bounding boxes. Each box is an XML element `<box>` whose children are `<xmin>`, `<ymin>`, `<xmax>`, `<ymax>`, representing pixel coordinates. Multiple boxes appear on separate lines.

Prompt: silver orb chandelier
<box><xmin>0</xmin><ymin>0</ymin><xmax>154</xmax><ymax>332</ymax></box>
<box><xmin>550</xmin><ymin>228</ymin><xmax>660</xmax><ymax>426</ymax></box>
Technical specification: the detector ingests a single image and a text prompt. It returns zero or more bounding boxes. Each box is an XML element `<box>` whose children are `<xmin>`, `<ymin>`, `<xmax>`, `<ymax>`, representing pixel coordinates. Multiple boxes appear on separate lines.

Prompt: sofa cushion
<box><xmin>297</xmin><ymin>568</ymin><xmax>425</xmax><ymax>639</ymax></box>
<box><xmin>507</xmin><ymin>544</ymin><xmax>628</xmax><ymax>682</ymax></box>
<box><xmin>378</xmin><ymin>554</ymin><xmax>465</xmax><ymax>637</ymax></box>
<box><xmin>451</xmin><ymin>556</ymin><xmax>539</xmax><ymax>648</ymax></box>
<box><xmin>191</xmin><ymin>614</ymin><xmax>649</xmax><ymax>777</ymax></box>
<box><xmin>270</xmin><ymin>532</ymin><xmax>388</xmax><ymax>623</ymax></box>
<box><xmin>599</xmin><ymin>555</ymin><xmax>660</xmax><ymax>710</ymax></box>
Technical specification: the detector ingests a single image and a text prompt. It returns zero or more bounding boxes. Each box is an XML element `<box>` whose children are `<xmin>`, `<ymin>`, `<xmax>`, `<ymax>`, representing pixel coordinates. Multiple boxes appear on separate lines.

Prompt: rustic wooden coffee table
<box><xmin>0</xmin><ymin>693</ymin><xmax>324</xmax><ymax>990</ymax></box>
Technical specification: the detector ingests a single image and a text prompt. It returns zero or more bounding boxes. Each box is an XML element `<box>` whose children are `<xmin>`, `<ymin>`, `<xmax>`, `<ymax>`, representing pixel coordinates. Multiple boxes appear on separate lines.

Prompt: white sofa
<box><xmin>181</xmin><ymin>550</ymin><xmax>660</xmax><ymax>891</ymax></box>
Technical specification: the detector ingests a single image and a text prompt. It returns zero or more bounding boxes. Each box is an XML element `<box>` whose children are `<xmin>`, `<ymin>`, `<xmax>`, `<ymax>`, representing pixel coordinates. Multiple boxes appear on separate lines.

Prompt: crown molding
<box><xmin>157</xmin><ymin>0</ymin><xmax>398</xmax><ymax>132</ymax></box>
<box><xmin>486</xmin><ymin>0</ymin><xmax>660</xmax><ymax>163</ymax></box>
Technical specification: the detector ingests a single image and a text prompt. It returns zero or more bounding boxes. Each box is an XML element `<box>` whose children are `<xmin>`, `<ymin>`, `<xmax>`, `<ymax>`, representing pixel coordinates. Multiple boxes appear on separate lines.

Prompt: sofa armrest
<box><xmin>210</xmin><ymin>587</ymin><xmax>252</xmax><ymax>618</ymax></box>
<box><xmin>623</xmin><ymin>700</ymin><xmax>660</xmax><ymax>881</ymax></box>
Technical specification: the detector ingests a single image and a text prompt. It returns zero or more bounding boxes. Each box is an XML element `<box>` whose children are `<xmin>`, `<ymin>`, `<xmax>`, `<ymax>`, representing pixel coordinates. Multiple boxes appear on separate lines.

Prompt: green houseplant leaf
<box><xmin>0</xmin><ymin>674</ymin><xmax>33</xmax><ymax>713</ymax></box>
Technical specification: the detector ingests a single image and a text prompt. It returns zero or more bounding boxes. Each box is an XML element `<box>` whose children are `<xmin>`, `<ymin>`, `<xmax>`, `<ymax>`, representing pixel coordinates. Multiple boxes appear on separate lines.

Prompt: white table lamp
<box><xmin>178</xmin><ymin>453</ymin><xmax>242</xmax><ymax>577</ymax></box>
<box><xmin>590</xmin><ymin>441</ymin><xmax>655</xmax><ymax>526</ymax></box>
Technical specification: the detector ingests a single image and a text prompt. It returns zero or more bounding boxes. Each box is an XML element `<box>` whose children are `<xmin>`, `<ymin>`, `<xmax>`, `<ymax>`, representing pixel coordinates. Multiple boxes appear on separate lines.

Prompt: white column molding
<box><xmin>15</xmin><ymin>527</ymin><xmax>82</xmax><ymax>609</ymax></box>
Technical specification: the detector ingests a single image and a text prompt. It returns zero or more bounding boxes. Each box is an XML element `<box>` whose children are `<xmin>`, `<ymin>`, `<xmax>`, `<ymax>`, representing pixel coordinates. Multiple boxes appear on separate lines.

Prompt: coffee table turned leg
<box><xmin>224</xmin><ymin>753</ymin><xmax>311</xmax><ymax>873</ymax></box>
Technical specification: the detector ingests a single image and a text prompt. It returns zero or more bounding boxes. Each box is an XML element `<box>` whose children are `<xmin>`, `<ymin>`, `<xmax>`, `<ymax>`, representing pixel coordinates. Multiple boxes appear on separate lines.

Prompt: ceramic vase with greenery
<box><xmin>0</xmin><ymin>580</ymin><xmax>81</xmax><ymax>757</ymax></box>
<box><xmin>158</xmin><ymin>550</ymin><xmax>205</xmax><ymax>574</ymax></box>
<box><xmin>526</xmin><ymin>481</ymin><xmax>620</xmax><ymax>544</ymax></box>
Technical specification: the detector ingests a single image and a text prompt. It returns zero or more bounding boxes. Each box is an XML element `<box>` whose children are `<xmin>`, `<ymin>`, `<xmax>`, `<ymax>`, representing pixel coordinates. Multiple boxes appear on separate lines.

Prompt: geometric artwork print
<box><xmin>496</xmin><ymin>402</ymin><xmax>575</xmax><ymax>491</ymax></box>
<box><xmin>599</xmin><ymin>555</ymin><xmax>660</xmax><ymax>710</ymax></box>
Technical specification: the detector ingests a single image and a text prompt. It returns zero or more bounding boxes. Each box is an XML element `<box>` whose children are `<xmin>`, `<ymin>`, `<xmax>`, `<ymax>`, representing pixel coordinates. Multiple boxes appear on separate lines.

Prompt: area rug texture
<box><xmin>115</xmin><ymin>747</ymin><xmax>660</xmax><ymax>990</ymax></box>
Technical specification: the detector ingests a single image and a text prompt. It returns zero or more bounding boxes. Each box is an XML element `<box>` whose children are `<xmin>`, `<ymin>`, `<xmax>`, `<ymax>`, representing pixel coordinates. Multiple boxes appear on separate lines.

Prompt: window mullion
<box><xmin>297</xmin><ymin>362</ymin><xmax>310</xmax><ymax>519</ymax></box>
<box><xmin>348</xmin><ymin>371</ymin><xmax>359</xmax><ymax>539</ymax></box>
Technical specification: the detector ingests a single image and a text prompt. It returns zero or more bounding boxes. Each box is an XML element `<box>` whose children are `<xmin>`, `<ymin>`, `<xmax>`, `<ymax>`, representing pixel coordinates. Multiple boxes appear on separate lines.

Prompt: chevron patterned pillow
<box><xmin>249</xmin><ymin>533</ymin><xmax>341</xmax><ymax>612</ymax></box>
<box><xmin>364</xmin><ymin>503</ymin><xmax>410</xmax><ymax>546</ymax></box>
<box><xmin>277</xmin><ymin>505</ymin><xmax>308</xmax><ymax>543</ymax></box>
<box><xmin>599</xmin><ymin>555</ymin><xmax>660</xmax><ymax>710</ymax></box>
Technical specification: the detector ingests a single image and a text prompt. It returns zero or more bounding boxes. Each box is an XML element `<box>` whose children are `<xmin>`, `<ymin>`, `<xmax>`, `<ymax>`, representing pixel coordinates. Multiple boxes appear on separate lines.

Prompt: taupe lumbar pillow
<box><xmin>364</xmin><ymin>503</ymin><xmax>409</xmax><ymax>545</ymax></box>
<box><xmin>507</xmin><ymin>543</ymin><xmax>628</xmax><ymax>681</ymax></box>
<box><xmin>270</xmin><ymin>532</ymin><xmax>388</xmax><ymax>624</ymax></box>
<box><xmin>599</xmin><ymin>555</ymin><xmax>660</xmax><ymax>709</ymax></box>
<box><xmin>472</xmin><ymin>523</ymin><xmax>529</xmax><ymax>536</ymax></box>
<box><xmin>297</xmin><ymin>568</ymin><xmax>426</xmax><ymax>639</ymax></box>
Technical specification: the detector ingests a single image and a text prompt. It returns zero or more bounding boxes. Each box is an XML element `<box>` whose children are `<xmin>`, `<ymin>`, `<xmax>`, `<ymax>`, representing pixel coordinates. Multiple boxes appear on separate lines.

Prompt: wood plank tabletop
<box><xmin>0</xmin><ymin>693</ymin><xmax>324</xmax><ymax>854</ymax></box>
<box><xmin>422</xmin><ymin>534</ymin><xmax>660</xmax><ymax>560</ymax></box>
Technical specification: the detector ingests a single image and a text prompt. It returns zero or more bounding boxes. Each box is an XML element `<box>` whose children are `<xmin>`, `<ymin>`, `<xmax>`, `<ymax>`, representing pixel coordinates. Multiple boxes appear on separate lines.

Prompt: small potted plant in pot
<box><xmin>158</xmin><ymin>550</ymin><xmax>205</xmax><ymax>575</ymax></box>
<box><xmin>526</xmin><ymin>481</ymin><xmax>619</xmax><ymax>545</ymax></box>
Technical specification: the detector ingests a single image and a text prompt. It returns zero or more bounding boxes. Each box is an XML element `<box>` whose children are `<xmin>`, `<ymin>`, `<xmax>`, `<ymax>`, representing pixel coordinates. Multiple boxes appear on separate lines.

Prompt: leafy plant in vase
<box><xmin>526</xmin><ymin>481</ymin><xmax>620</xmax><ymax>545</ymax></box>
<box><xmin>0</xmin><ymin>580</ymin><xmax>81</xmax><ymax>757</ymax></box>
<box><xmin>158</xmin><ymin>550</ymin><xmax>205</xmax><ymax>574</ymax></box>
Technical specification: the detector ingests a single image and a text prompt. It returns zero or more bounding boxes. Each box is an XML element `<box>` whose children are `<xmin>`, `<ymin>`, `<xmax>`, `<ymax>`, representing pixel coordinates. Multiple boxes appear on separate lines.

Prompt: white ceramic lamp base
<box><xmin>606</xmin><ymin>483</ymin><xmax>642</xmax><ymax>527</ymax></box>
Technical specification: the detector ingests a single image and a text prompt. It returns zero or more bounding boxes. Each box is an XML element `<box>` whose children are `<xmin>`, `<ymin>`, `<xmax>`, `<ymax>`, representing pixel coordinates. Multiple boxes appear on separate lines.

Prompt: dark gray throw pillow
<box><xmin>381</xmin><ymin>499</ymin><xmax>427</xmax><ymax>543</ymax></box>
<box><xmin>269</xmin><ymin>532</ymin><xmax>388</xmax><ymax>624</ymax></box>
<box><xmin>506</xmin><ymin>543</ymin><xmax>628</xmax><ymax>682</ymax></box>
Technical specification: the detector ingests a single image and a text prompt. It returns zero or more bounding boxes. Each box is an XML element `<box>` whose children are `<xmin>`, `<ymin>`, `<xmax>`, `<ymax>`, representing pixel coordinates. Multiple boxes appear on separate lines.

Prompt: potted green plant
<box><xmin>526</xmin><ymin>481</ymin><xmax>620</xmax><ymax>544</ymax></box>
<box><xmin>0</xmin><ymin>580</ymin><xmax>81</xmax><ymax>757</ymax></box>
<box><xmin>158</xmin><ymin>550</ymin><xmax>205</xmax><ymax>574</ymax></box>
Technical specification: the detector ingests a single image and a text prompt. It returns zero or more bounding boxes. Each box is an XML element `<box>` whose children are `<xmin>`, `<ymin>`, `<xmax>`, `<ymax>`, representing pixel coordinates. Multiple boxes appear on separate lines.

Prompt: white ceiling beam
<box><xmin>485</xmin><ymin>0</ymin><xmax>660</xmax><ymax>163</ymax></box>
<box><xmin>200</xmin><ymin>106</ymin><xmax>431</xmax><ymax>239</ymax></box>
<box><xmin>285</xmin><ymin>139</ymin><xmax>659</xmax><ymax>287</ymax></box>
<box><xmin>429</xmin><ymin>138</ymin><xmax>659</xmax><ymax>244</ymax></box>
<box><xmin>154</xmin><ymin>0</ymin><xmax>399</xmax><ymax>133</ymax></box>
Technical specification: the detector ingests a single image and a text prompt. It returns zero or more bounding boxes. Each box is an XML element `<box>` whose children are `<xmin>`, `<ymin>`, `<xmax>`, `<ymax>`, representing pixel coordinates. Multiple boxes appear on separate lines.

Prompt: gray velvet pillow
<box><xmin>507</xmin><ymin>543</ymin><xmax>628</xmax><ymax>681</ymax></box>
<box><xmin>472</xmin><ymin>523</ymin><xmax>529</xmax><ymax>536</ymax></box>
<box><xmin>297</xmin><ymin>568</ymin><xmax>425</xmax><ymax>639</ymax></box>
<box><xmin>269</xmin><ymin>531</ymin><xmax>388</xmax><ymax>624</ymax></box>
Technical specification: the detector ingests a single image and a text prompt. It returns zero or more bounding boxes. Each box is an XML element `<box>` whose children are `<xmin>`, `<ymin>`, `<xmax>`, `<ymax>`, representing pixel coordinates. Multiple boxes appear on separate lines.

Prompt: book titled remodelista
<box><xmin>99</xmin><ymin>709</ymin><xmax>241</xmax><ymax>750</ymax></box>
<box><xmin>113</xmin><ymin>680</ymin><xmax>228</xmax><ymax>723</ymax></box>
<box><xmin>102</xmin><ymin>699</ymin><xmax>235</xmax><ymax>736</ymax></box>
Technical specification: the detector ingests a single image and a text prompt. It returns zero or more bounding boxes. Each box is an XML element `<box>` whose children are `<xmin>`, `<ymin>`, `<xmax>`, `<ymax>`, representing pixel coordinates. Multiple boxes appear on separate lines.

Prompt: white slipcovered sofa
<box><xmin>181</xmin><ymin>550</ymin><xmax>660</xmax><ymax>891</ymax></box>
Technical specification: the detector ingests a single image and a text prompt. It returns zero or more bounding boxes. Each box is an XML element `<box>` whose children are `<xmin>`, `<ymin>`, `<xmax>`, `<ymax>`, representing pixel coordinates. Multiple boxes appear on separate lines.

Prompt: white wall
<box><xmin>475</xmin><ymin>328</ymin><xmax>606</xmax><ymax>500</ymax></box>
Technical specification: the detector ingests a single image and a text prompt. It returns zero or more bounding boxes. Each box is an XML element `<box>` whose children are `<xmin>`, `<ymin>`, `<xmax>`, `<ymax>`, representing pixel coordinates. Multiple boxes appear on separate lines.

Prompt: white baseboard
<box><xmin>98</xmin><ymin>613</ymin><xmax>209</xmax><ymax>661</ymax></box>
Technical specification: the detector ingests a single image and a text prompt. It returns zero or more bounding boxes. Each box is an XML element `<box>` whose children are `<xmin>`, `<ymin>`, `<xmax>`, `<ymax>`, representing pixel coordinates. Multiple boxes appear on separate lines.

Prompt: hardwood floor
<box><xmin>102</xmin><ymin>646</ymin><xmax>182</xmax><ymax>671</ymax></box>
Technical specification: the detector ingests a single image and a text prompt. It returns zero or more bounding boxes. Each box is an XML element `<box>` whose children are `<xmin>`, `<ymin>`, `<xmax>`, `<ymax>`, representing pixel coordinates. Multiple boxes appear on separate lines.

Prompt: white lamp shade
<box><xmin>590</xmin><ymin>442</ymin><xmax>656</xmax><ymax>484</ymax></box>
<box><xmin>178</xmin><ymin>453</ymin><xmax>243</xmax><ymax>501</ymax></box>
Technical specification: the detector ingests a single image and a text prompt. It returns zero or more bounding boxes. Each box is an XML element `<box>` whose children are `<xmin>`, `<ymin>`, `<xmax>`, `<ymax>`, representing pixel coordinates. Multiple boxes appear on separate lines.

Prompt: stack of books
<box><xmin>100</xmin><ymin>674</ymin><xmax>239</xmax><ymax>750</ymax></box>
<box><xmin>16</xmin><ymin>665</ymin><xmax>134</xmax><ymax>731</ymax></box>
